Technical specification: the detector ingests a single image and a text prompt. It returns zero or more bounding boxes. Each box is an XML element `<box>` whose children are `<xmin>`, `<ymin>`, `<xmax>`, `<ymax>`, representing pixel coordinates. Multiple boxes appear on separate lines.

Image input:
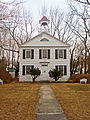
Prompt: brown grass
<box><xmin>50</xmin><ymin>83</ymin><xmax>90</xmax><ymax>120</ymax></box>
<box><xmin>0</xmin><ymin>83</ymin><xmax>40</xmax><ymax>120</ymax></box>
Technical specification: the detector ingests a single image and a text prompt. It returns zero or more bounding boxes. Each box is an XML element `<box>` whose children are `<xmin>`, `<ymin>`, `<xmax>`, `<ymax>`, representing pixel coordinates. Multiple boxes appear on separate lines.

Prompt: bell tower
<box><xmin>39</xmin><ymin>16</ymin><xmax>50</xmax><ymax>33</ymax></box>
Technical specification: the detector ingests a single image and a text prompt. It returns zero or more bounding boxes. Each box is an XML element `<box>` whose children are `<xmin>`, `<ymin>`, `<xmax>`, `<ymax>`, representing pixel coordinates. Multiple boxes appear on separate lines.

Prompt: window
<box><xmin>55</xmin><ymin>65</ymin><xmax>63</xmax><ymax>73</ymax></box>
<box><xmin>41</xmin><ymin>64</ymin><xmax>48</xmax><ymax>66</ymax></box>
<box><xmin>26</xmin><ymin>65</ymin><xmax>34</xmax><ymax>74</ymax></box>
<box><xmin>39</xmin><ymin>49</ymin><xmax>50</xmax><ymax>59</ymax></box>
<box><xmin>43</xmin><ymin>49</ymin><xmax>48</xmax><ymax>58</ymax></box>
<box><xmin>25</xmin><ymin>49</ymin><xmax>34</xmax><ymax>59</ymax></box>
<box><xmin>59</xmin><ymin>50</ymin><xmax>63</xmax><ymax>58</ymax></box>
<box><xmin>26</xmin><ymin>51</ymin><xmax>31</xmax><ymax>58</ymax></box>
<box><xmin>40</xmin><ymin>38</ymin><xmax>49</xmax><ymax>41</ymax></box>
<box><xmin>55</xmin><ymin>49</ymin><xmax>66</xmax><ymax>59</ymax></box>
<box><xmin>55</xmin><ymin>65</ymin><xmax>67</xmax><ymax>75</ymax></box>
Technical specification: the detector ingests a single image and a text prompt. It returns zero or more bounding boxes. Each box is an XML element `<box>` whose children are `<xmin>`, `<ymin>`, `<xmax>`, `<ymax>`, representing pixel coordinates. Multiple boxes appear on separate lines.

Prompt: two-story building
<box><xmin>19</xmin><ymin>16</ymin><xmax>70</xmax><ymax>82</ymax></box>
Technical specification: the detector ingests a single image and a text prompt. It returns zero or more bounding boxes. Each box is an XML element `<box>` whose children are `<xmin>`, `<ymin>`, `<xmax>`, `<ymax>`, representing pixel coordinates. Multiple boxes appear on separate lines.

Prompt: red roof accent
<box><xmin>40</xmin><ymin>16</ymin><xmax>49</xmax><ymax>21</ymax></box>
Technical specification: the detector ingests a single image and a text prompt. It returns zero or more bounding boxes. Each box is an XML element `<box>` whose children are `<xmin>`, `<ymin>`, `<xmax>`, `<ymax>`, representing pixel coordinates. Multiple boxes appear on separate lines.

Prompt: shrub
<box><xmin>49</xmin><ymin>69</ymin><xmax>63</xmax><ymax>81</ymax></box>
<box><xmin>0</xmin><ymin>63</ymin><xmax>18</xmax><ymax>83</ymax></box>
<box><xmin>70</xmin><ymin>74</ymin><xmax>90</xmax><ymax>83</ymax></box>
<box><xmin>30</xmin><ymin>68</ymin><xmax>41</xmax><ymax>82</ymax></box>
<box><xmin>0</xmin><ymin>69</ymin><xmax>12</xmax><ymax>83</ymax></box>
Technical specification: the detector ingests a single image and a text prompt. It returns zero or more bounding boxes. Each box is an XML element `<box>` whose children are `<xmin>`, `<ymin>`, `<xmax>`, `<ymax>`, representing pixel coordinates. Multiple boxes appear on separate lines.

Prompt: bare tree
<box><xmin>75</xmin><ymin>0</ymin><xmax>90</xmax><ymax>5</ymax></box>
<box><xmin>39</xmin><ymin>6</ymin><xmax>74</xmax><ymax>43</ymax></box>
<box><xmin>67</xmin><ymin>1</ymin><xmax>90</xmax><ymax>73</ymax></box>
<box><xmin>0</xmin><ymin>1</ymin><xmax>35</xmax><ymax>70</ymax></box>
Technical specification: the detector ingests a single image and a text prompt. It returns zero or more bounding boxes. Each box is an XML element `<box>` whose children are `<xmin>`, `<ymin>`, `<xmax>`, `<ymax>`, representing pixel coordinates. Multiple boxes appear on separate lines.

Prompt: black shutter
<box><xmin>48</xmin><ymin>49</ymin><xmax>50</xmax><ymax>59</ymax></box>
<box><xmin>31</xmin><ymin>65</ymin><xmax>34</xmax><ymax>69</ymax></box>
<box><xmin>31</xmin><ymin>49</ymin><xmax>34</xmax><ymax>59</ymax></box>
<box><xmin>23</xmin><ymin>49</ymin><xmax>25</xmax><ymax>59</ymax></box>
<box><xmin>22</xmin><ymin>65</ymin><xmax>25</xmax><ymax>75</ymax></box>
<box><xmin>64</xmin><ymin>65</ymin><xmax>67</xmax><ymax>75</ymax></box>
<box><xmin>55</xmin><ymin>49</ymin><xmax>58</xmax><ymax>59</ymax></box>
<box><xmin>64</xmin><ymin>49</ymin><xmax>66</xmax><ymax>59</ymax></box>
<box><xmin>39</xmin><ymin>49</ymin><xmax>42</xmax><ymax>59</ymax></box>
<box><xmin>55</xmin><ymin>66</ymin><xmax>58</xmax><ymax>70</ymax></box>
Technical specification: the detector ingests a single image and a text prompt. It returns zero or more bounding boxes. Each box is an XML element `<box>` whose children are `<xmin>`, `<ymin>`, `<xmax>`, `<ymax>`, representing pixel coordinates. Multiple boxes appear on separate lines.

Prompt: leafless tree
<box><xmin>0</xmin><ymin>1</ymin><xmax>35</xmax><ymax>69</ymax></box>
<box><xmin>39</xmin><ymin>6</ymin><xmax>74</xmax><ymax>43</ymax></box>
<box><xmin>67</xmin><ymin>0</ymin><xmax>90</xmax><ymax>73</ymax></box>
<box><xmin>75</xmin><ymin>0</ymin><xmax>90</xmax><ymax>5</ymax></box>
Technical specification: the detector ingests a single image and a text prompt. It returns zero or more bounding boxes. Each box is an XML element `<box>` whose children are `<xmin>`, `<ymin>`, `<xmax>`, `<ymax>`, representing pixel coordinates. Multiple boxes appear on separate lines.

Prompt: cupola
<box><xmin>39</xmin><ymin>16</ymin><xmax>50</xmax><ymax>33</ymax></box>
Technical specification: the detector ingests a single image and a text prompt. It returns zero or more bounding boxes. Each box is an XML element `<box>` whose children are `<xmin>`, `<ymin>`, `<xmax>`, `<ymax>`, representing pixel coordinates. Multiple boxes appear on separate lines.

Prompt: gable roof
<box><xmin>40</xmin><ymin>16</ymin><xmax>49</xmax><ymax>21</ymax></box>
<box><xmin>19</xmin><ymin>32</ymin><xmax>70</xmax><ymax>47</ymax></box>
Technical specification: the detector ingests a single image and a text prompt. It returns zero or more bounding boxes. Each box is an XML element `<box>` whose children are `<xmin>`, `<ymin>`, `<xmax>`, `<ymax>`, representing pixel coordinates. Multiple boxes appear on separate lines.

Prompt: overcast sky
<box><xmin>23</xmin><ymin>0</ymin><xmax>68</xmax><ymax>17</ymax></box>
<box><xmin>3</xmin><ymin>0</ymin><xmax>68</xmax><ymax>19</ymax></box>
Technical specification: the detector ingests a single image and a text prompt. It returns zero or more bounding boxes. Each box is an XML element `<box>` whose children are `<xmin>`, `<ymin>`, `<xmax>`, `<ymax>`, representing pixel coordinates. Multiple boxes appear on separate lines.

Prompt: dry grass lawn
<box><xmin>0</xmin><ymin>83</ymin><xmax>40</xmax><ymax>120</ymax></box>
<box><xmin>50</xmin><ymin>83</ymin><xmax>90</xmax><ymax>120</ymax></box>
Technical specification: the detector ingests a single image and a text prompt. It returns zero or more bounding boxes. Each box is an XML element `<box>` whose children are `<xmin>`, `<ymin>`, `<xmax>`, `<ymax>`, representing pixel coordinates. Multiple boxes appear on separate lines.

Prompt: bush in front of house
<box><xmin>49</xmin><ymin>69</ymin><xmax>63</xmax><ymax>81</ymax></box>
<box><xmin>70</xmin><ymin>74</ymin><xmax>90</xmax><ymax>83</ymax></box>
<box><xmin>30</xmin><ymin>68</ymin><xmax>41</xmax><ymax>82</ymax></box>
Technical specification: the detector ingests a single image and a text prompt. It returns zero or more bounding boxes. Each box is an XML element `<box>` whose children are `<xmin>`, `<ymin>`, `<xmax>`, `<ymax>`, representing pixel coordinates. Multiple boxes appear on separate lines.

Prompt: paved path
<box><xmin>36</xmin><ymin>83</ymin><xmax>67</xmax><ymax>120</ymax></box>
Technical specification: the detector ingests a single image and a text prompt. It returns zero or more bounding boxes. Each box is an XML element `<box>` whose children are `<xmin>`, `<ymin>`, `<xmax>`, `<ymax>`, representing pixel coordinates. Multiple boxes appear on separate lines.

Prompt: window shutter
<box><xmin>55</xmin><ymin>49</ymin><xmax>58</xmax><ymax>59</ymax></box>
<box><xmin>64</xmin><ymin>65</ymin><xmax>67</xmax><ymax>75</ymax></box>
<box><xmin>48</xmin><ymin>49</ymin><xmax>50</xmax><ymax>59</ymax></box>
<box><xmin>64</xmin><ymin>49</ymin><xmax>66</xmax><ymax>59</ymax></box>
<box><xmin>23</xmin><ymin>49</ymin><xmax>25</xmax><ymax>59</ymax></box>
<box><xmin>22</xmin><ymin>65</ymin><xmax>25</xmax><ymax>75</ymax></box>
<box><xmin>55</xmin><ymin>66</ymin><xmax>58</xmax><ymax>70</ymax></box>
<box><xmin>39</xmin><ymin>49</ymin><xmax>42</xmax><ymax>59</ymax></box>
<box><xmin>31</xmin><ymin>49</ymin><xmax>34</xmax><ymax>59</ymax></box>
<box><xmin>31</xmin><ymin>65</ymin><xmax>34</xmax><ymax>69</ymax></box>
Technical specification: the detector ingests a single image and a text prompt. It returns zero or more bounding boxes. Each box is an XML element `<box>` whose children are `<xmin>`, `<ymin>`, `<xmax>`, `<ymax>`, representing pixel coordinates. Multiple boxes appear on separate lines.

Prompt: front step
<box><xmin>36</xmin><ymin>74</ymin><xmax>52</xmax><ymax>82</ymax></box>
<box><xmin>36</xmin><ymin>74</ymin><xmax>70</xmax><ymax>82</ymax></box>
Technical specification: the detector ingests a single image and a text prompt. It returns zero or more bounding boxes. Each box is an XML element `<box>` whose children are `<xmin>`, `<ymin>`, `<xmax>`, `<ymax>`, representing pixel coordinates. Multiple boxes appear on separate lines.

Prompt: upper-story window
<box><xmin>59</xmin><ymin>50</ymin><xmax>63</xmax><ymax>58</ymax></box>
<box><xmin>23</xmin><ymin>49</ymin><xmax>34</xmax><ymax>59</ymax></box>
<box><xmin>55</xmin><ymin>49</ymin><xmax>66</xmax><ymax>59</ymax></box>
<box><xmin>43</xmin><ymin>49</ymin><xmax>48</xmax><ymax>58</ymax></box>
<box><xmin>39</xmin><ymin>49</ymin><xmax>50</xmax><ymax>59</ymax></box>
<box><xmin>26</xmin><ymin>51</ymin><xmax>31</xmax><ymax>58</ymax></box>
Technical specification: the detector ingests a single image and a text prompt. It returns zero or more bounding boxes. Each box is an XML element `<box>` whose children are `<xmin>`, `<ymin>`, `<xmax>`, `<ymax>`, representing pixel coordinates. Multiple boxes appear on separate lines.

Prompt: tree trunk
<box><xmin>33</xmin><ymin>78</ymin><xmax>35</xmax><ymax>82</ymax></box>
<box><xmin>80</xmin><ymin>65</ymin><xmax>83</xmax><ymax>74</ymax></box>
<box><xmin>84</xmin><ymin>33</ymin><xmax>87</xmax><ymax>74</ymax></box>
<box><xmin>12</xmin><ymin>50</ymin><xmax>14</xmax><ymax>68</ymax></box>
<box><xmin>88</xmin><ymin>53</ymin><xmax>90</xmax><ymax>74</ymax></box>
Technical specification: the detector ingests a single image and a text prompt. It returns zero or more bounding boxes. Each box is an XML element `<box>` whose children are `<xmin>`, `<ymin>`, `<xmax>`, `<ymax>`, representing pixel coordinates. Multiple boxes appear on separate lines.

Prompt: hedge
<box><xmin>70</xmin><ymin>74</ymin><xmax>90</xmax><ymax>83</ymax></box>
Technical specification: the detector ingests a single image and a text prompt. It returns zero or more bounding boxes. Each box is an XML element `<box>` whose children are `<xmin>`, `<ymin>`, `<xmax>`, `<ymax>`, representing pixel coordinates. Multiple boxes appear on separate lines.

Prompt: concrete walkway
<box><xmin>36</xmin><ymin>83</ymin><xmax>67</xmax><ymax>120</ymax></box>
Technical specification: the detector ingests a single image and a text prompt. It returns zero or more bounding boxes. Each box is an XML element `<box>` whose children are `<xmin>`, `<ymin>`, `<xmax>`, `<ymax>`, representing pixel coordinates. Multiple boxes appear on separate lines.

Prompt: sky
<box><xmin>23</xmin><ymin>0</ymin><xmax>68</xmax><ymax>18</ymax></box>
<box><xmin>3</xmin><ymin>0</ymin><xmax>68</xmax><ymax>20</ymax></box>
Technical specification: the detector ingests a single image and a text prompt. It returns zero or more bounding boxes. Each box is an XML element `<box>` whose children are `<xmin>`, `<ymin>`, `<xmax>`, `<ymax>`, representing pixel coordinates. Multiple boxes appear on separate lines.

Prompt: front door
<box><xmin>41</xmin><ymin>65</ymin><xmax>48</xmax><ymax>74</ymax></box>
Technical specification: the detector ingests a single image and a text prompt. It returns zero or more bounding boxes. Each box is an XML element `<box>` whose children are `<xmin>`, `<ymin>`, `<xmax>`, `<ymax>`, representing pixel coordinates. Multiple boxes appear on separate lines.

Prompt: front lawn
<box><xmin>50</xmin><ymin>83</ymin><xmax>90</xmax><ymax>120</ymax></box>
<box><xmin>0</xmin><ymin>83</ymin><xmax>40</xmax><ymax>120</ymax></box>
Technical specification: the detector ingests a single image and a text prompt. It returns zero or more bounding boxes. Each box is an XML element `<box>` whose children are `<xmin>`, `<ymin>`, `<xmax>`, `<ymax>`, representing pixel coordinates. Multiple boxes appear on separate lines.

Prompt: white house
<box><xmin>19</xmin><ymin>16</ymin><xmax>70</xmax><ymax>82</ymax></box>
